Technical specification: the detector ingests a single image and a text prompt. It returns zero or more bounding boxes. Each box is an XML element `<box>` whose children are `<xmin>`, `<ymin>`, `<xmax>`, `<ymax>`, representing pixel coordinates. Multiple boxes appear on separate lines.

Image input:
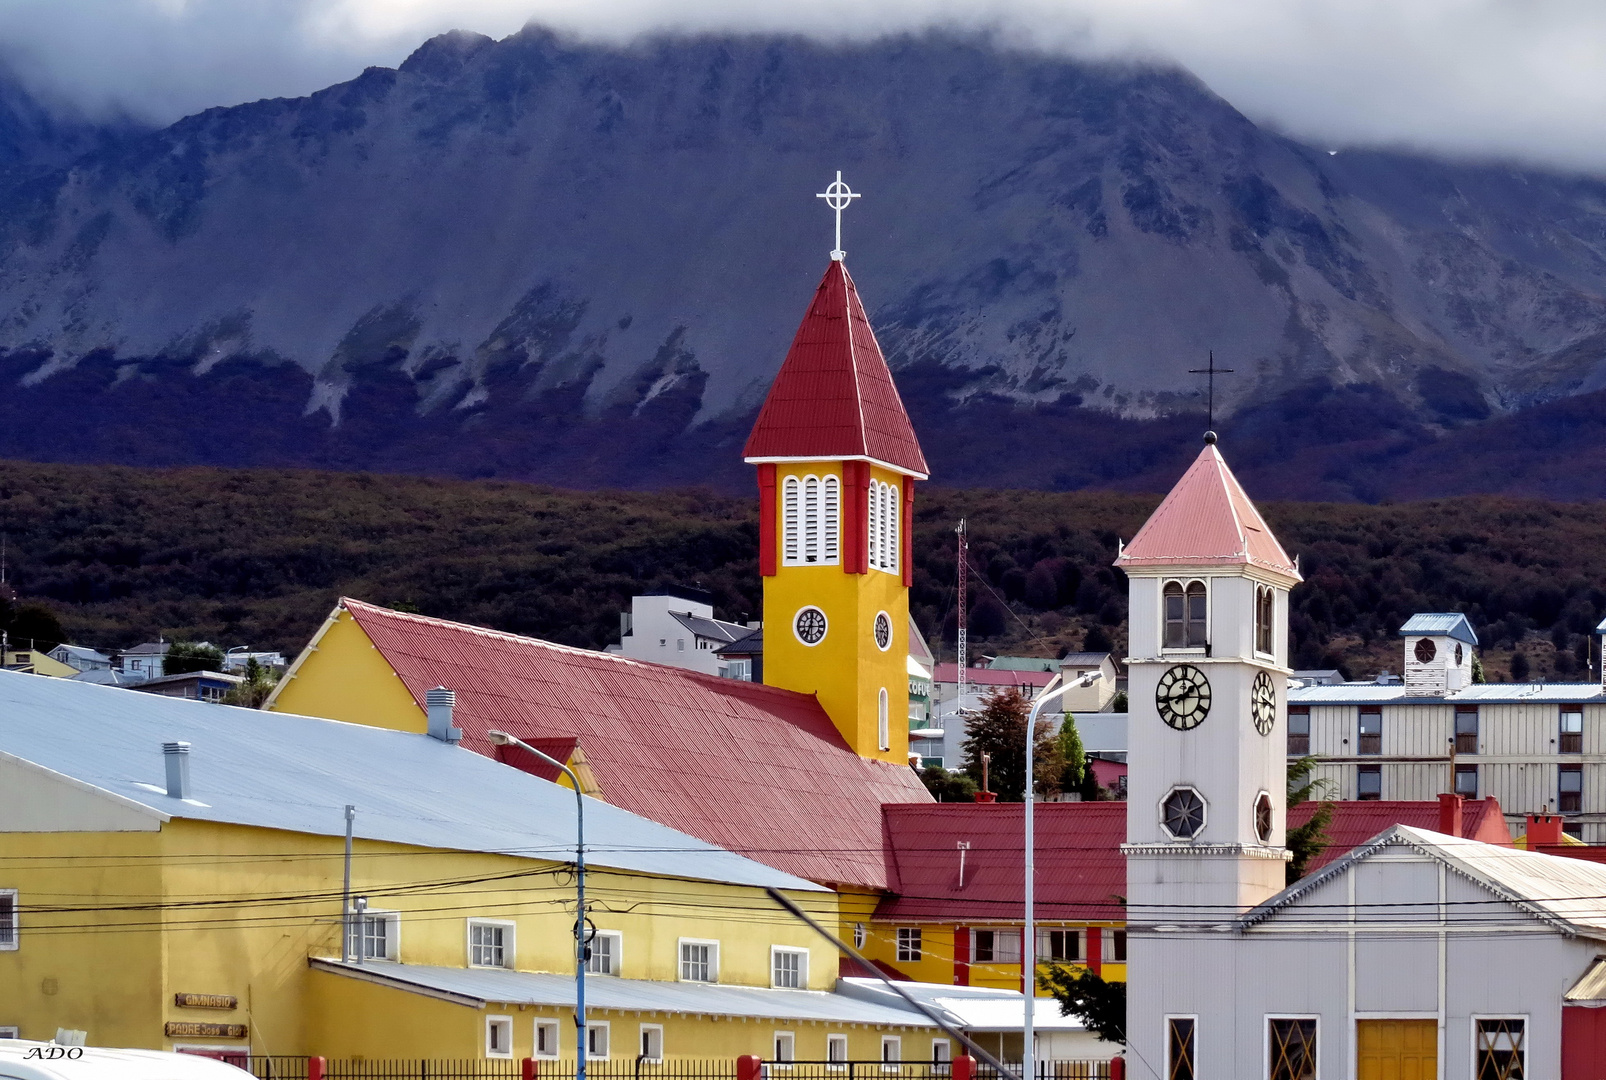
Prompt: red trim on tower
<box><xmin>757</xmin><ymin>463</ymin><xmax>777</xmax><ymax>577</ymax></box>
<box><xmin>843</xmin><ymin>461</ymin><xmax>868</xmax><ymax>574</ymax></box>
<box><xmin>901</xmin><ymin>476</ymin><xmax>916</xmax><ymax>587</ymax></box>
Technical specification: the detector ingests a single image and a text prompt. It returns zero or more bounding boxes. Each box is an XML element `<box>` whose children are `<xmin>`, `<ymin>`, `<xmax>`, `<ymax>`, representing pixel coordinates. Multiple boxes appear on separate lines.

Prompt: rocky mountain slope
<box><xmin>3</xmin><ymin>29</ymin><xmax>1606</xmax><ymax>497</ymax></box>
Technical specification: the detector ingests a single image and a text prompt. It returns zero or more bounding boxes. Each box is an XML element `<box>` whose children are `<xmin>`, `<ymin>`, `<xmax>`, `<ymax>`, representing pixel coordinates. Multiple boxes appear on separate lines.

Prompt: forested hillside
<box><xmin>1</xmin><ymin>459</ymin><xmax>1602</xmax><ymax>682</ymax></box>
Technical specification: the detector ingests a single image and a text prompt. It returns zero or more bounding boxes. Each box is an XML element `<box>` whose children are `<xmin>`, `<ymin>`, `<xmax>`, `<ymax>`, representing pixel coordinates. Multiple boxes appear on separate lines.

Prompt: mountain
<box><xmin>3</xmin><ymin>29</ymin><xmax>1606</xmax><ymax>497</ymax></box>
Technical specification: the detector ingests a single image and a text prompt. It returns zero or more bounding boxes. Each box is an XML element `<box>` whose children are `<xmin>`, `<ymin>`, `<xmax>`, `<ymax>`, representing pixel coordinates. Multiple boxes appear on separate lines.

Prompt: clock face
<box><xmin>1252</xmin><ymin>671</ymin><xmax>1277</xmax><ymax>736</ymax></box>
<box><xmin>794</xmin><ymin>606</ymin><xmax>828</xmax><ymax>646</ymax></box>
<box><xmin>874</xmin><ymin>612</ymin><xmax>892</xmax><ymax>651</ymax></box>
<box><xmin>1156</xmin><ymin>664</ymin><xmax>1211</xmax><ymax>730</ymax></box>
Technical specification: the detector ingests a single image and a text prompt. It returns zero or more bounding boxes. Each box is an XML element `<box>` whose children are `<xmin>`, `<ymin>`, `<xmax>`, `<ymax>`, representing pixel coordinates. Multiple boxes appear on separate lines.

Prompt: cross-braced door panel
<box><xmin>1268</xmin><ymin>1018</ymin><xmax>1316</xmax><ymax>1080</ymax></box>
<box><xmin>1476</xmin><ymin>1018</ymin><xmax>1526</xmax><ymax>1080</ymax></box>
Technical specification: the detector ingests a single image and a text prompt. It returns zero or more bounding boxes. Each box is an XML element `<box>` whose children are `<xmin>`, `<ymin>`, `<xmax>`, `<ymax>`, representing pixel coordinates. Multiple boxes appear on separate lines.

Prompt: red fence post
<box><xmin>737</xmin><ymin>1055</ymin><xmax>764</xmax><ymax>1080</ymax></box>
<box><xmin>307</xmin><ymin>1057</ymin><xmax>325</xmax><ymax>1080</ymax></box>
<box><xmin>1109</xmin><ymin>1054</ymin><xmax>1125</xmax><ymax>1080</ymax></box>
<box><xmin>522</xmin><ymin>1058</ymin><xmax>537</xmax><ymax>1080</ymax></box>
<box><xmin>953</xmin><ymin>1054</ymin><xmax>976</xmax><ymax>1080</ymax></box>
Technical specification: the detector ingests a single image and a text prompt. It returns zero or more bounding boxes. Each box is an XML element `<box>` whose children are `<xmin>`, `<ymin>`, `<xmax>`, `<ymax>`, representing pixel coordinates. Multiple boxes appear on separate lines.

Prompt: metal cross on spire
<box><xmin>1188</xmin><ymin>350</ymin><xmax>1235</xmax><ymax>442</ymax></box>
<box><xmin>816</xmin><ymin>171</ymin><xmax>860</xmax><ymax>261</ymax></box>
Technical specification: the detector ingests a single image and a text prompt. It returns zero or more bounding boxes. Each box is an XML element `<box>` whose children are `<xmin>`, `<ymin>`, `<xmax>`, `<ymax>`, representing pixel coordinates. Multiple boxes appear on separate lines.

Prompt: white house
<box><xmin>1117</xmin><ymin>435</ymin><xmax>1606</xmax><ymax>1077</ymax></box>
<box><xmin>616</xmin><ymin>589</ymin><xmax>759</xmax><ymax>678</ymax></box>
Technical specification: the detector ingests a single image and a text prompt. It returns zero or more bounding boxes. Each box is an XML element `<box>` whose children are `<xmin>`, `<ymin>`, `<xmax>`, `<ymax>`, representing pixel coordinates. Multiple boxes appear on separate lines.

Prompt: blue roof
<box><xmin>1290</xmin><ymin>682</ymin><xmax>1605</xmax><ymax>706</ymax></box>
<box><xmin>0</xmin><ymin>671</ymin><xmax>820</xmax><ymax>892</ymax></box>
<box><xmin>1398</xmin><ymin>613</ymin><xmax>1478</xmax><ymax>646</ymax></box>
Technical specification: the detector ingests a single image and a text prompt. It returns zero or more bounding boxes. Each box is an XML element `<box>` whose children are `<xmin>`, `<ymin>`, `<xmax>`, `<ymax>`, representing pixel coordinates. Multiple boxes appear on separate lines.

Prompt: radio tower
<box><xmin>954</xmin><ymin>519</ymin><xmax>968</xmax><ymax>720</ymax></box>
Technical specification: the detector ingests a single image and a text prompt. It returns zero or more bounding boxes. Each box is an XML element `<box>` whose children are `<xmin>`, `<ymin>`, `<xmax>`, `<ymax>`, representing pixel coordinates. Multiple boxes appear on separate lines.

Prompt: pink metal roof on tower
<box><xmin>743</xmin><ymin>260</ymin><xmax>929</xmax><ymax>478</ymax></box>
<box><xmin>339</xmin><ymin>598</ymin><xmax>931</xmax><ymax>890</ymax></box>
<box><xmin>1115</xmin><ymin>442</ymin><xmax>1300</xmax><ymax>578</ymax></box>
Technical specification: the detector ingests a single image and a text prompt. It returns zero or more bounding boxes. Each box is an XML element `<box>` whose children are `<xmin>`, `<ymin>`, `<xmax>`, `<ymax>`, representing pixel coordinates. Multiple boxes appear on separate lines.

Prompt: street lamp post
<box><xmin>1022</xmin><ymin>677</ymin><xmax>1085</xmax><ymax>1080</ymax></box>
<box><xmin>488</xmin><ymin>731</ymin><xmax>587</xmax><ymax>1078</ymax></box>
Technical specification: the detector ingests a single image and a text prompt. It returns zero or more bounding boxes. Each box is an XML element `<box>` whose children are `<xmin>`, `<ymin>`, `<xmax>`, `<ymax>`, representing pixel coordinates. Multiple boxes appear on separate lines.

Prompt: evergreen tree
<box><xmin>165</xmin><ymin>641</ymin><xmax>225</xmax><ymax>675</ymax></box>
<box><xmin>1058</xmin><ymin>714</ymin><xmax>1088</xmax><ymax>792</ymax></box>
<box><xmin>1286</xmin><ymin>755</ymin><xmax>1335</xmax><ymax>883</ymax></box>
<box><xmin>223</xmin><ymin>658</ymin><xmax>279</xmax><ymax>708</ymax></box>
<box><xmin>1510</xmin><ymin>650</ymin><xmax>1531</xmax><ymax>682</ymax></box>
<box><xmin>961</xmin><ymin>686</ymin><xmax>1063</xmax><ymax>800</ymax></box>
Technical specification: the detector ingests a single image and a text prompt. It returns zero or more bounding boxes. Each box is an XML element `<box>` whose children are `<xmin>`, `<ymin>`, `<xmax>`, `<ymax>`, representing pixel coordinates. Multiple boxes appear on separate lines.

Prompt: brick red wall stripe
<box><xmin>758</xmin><ymin>463</ymin><xmax>777</xmax><ymax>577</ymax></box>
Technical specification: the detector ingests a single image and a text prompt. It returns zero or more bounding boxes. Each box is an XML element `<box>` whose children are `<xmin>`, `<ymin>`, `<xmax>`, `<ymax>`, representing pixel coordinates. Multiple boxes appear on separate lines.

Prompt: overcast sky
<box><xmin>4</xmin><ymin>0</ymin><xmax>1606</xmax><ymax>173</ymax></box>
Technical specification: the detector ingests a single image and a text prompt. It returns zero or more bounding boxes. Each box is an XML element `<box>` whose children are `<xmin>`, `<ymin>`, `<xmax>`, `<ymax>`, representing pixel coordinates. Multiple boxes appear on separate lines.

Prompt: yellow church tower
<box><xmin>742</xmin><ymin>175</ymin><xmax>929</xmax><ymax>764</ymax></box>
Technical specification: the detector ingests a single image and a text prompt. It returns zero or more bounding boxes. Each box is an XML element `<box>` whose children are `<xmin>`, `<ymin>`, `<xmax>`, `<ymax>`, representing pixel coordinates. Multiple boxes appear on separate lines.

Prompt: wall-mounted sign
<box><xmin>174</xmin><ymin>994</ymin><xmax>238</xmax><ymax>1010</ymax></box>
<box><xmin>164</xmin><ymin>1022</ymin><xmax>247</xmax><ymax>1038</ymax></box>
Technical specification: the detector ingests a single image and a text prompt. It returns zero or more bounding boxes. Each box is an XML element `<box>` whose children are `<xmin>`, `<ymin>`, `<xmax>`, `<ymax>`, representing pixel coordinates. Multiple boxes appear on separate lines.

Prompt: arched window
<box><xmin>1163</xmin><ymin>580</ymin><xmax>1208</xmax><ymax>649</ymax></box>
<box><xmin>1255</xmin><ymin>586</ymin><xmax>1274</xmax><ymax>655</ymax></box>
<box><xmin>803</xmin><ymin>476</ymin><xmax>820</xmax><ymax>563</ymax></box>
<box><xmin>782</xmin><ymin>477</ymin><xmax>800</xmax><ymax>565</ymax></box>
<box><xmin>823</xmin><ymin>476</ymin><xmax>840</xmax><ymax>564</ymax></box>
<box><xmin>878</xmin><ymin>687</ymin><xmax>890</xmax><ymax>751</ymax></box>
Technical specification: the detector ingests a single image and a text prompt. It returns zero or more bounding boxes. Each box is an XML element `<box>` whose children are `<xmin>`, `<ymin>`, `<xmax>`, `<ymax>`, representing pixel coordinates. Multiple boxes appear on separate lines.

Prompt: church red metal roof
<box><xmin>1115</xmin><ymin>441</ymin><xmax>1299</xmax><ymax>579</ymax></box>
<box><xmin>876</xmin><ymin>802</ymin><xmax>1127</xmax><ymax>922</ymax></box>
<box><xmin>340</xmin><ymin>598</ymin><xmax>930</xmax><ymax>890</ymax></box>
<box><xmin>743</xmin><ymin>260</ymin><xmax>928</xmax><ymax>478</ymax></box>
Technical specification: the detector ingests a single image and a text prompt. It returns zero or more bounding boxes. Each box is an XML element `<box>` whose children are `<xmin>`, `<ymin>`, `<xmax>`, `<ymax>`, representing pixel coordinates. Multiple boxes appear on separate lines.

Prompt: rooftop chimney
<box><xmin>426</xmin><ymin>687</ymin><xmax>462</xmax><ymax>743</ymax></box>
<box><xmin>1437</xmin><ymin>792</ymin><xmax>1464</xmax><ymax>838</ymax></box>
<box><xmin>163</xmin><ymin>741</ymin><xmax>191</xmax><ymax>799</ymax></box>
<box><xmin>1526</xmin><ymin>812</ymin><xmax>1565</xmax><ymax>848</ymax></box>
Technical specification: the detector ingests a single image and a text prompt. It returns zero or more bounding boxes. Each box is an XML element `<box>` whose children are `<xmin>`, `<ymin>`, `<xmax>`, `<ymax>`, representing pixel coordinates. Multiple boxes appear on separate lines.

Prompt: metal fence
<box><xmin>235</xmin><ymin>1060</ymin><xmax>1114</xmax><ymax>1080</ymax></box>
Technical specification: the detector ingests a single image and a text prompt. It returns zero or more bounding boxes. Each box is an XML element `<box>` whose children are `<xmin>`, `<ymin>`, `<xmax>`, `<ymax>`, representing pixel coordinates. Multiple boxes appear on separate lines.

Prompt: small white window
<box><xmin>0</xmin><ymin>890</ymin><xmax>15</xmax><ymax>950</ymax></box>
<box><xmin>639</xmin><ymin>1024</ymin><xmax>663</xmax><ymax>1063</ymax></box>
<box><xmin>774</xmin><ymin>1032</ymin><xmax>796</xmax><ymax>1064</ymax></box>
<box><xmin>896</xmin><ymin>927</ymin><xmax>921</xmax><ymax>962</ymax></box>
<box><xmin>679</xmin><ymin>938</ymin><xmax>719</xmax><ymax>982</ymax></box>
<box><xmin>772</xmin><ymin>946</ymin><xmax>809</xmax><ymax>989</ymax></box>
<box><xmin>534</xmin><ymin>1020</ymin><xmax>560</xmax><ymax>1058</ymax></box>
<box><xmin>485</xmin><ymin>1015</ymin><xmax>513</xmax><ymax>1059</ymax></box>
<box><xmin>0</xmin><ymin>1027</ymin><xmax>18</xmax><ymax>1039</ymax></box>
<box><xmin>878</xmin><ymin>688</ymin><xmax>890</xmax><ymax>751</ymax></box>
<box><xmin>347</xmin><ymin>909</ymin><xmax>399</xmax><ymax>962</ymax></box>
<box><xmin>467</xmin><ymin>919</ymin><xmax>514</xmax><ymax>969</ymax></box>
<box><xmin>587</xmin><ymin>930</ymin><xmax>621</xmax><ymax>975</ymax></box>
<box><xmin>882</xmin><ymin>1036</ymin><xmax>902</xmax><ymax>1065</ymax></box>
<box><xmin>853</xmin><ymin>923</ymin><xmax>867</xmax><ymax>950</ymax></box>
<box><xmin>971</xmin><ymin>928</ymin><xmax>1021</xmax><ymax>963</ymax></box>
<box><xmin>677</xmin><ymin>638</ymin><xmax>685</xmax><ymax>651</ymax></box>
<box><xmin>587</xmin><ymin>1021</ymin><xmax>610</xmax><ymax>1060</ymax></box>
<box><xmin>828</xmin><ymin>1034</ymin><xmax>849</xmax><ymax>1065</ymax></box>
<box><xmin>931</xmin><ymin>1040</ymin><xmax>951</xmax><ymax>1069</ymax></box>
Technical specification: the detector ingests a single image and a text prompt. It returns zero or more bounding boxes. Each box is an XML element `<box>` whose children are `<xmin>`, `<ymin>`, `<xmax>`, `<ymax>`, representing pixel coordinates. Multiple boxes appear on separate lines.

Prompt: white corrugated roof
<box><xmin>1289</xmin><ymin>682</ymin><xmax>1605</xmax><ymax>705</ymax></box>
<box><xmin>311</xmin><ymin>960</ymin><xmax>934</xmax><ymax>1025</ymax></box>
<box><xmin>1243</xmin><ymin>825</ymin><xmax>1606</xmax><ymax>938</ymax></box>
<box><xmin>0</xmin><ymin>670</ymin><xmax>820</xmax><ymax>892</ymax></box>
<box><xmin>838</xmin><ymin>979</ymin><xmax>1085</xmax><ymax>1032</ymax></box>
<box><xmin>1399</xmin><ymin>613</ymin><xmax>1479</xmax><ymax>646</ymax></box>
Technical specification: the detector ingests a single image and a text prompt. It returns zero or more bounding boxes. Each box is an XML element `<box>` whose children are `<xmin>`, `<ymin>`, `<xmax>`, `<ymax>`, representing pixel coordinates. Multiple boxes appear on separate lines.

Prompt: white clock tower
<box><xmin>1117</xmin><ymin>434</ymin><xmax>1302</xmax><ymax>1069</ymax></box>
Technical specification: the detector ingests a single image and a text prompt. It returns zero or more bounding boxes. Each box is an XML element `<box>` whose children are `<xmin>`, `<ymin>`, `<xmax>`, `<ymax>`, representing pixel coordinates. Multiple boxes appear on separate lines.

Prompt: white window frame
<box><xmin>931</xmin><ymin>1039</ymin><xmax>951</xmax><ymax>1070</ymax></box>
<box><xmin>1254</xmin><ymin>584</ymin><xmax>1276</xmax><ymax>658</ymax></box>
<box><xmin>881</xmin><ymin>1035</ymin><xmax>902</xmax><ymax>1067</ymax></box>
<box><xmin>0</xmin><ymin>890</ymin><xmax>16</xmax><ymax>950</ymax></box>
<box><xmin>0</xmin><ymin>1027</ymin><xmax>18</xmax><ymax>1039</ymax></box>
<box><xmin>534</xmin><ymin>1019</ymin><xmax>561</xmax><ymax>1059</ymax></box>
<box><xmin>827</xmin><ymin>1034</ymin><xmax>849</xmax><ymax>1067</ymax></box>
<box><xmin>896</xmin><ymin>927</ymin><xmax>922</xmax><ymax>962</ymax></box>
<box><xmin>771</xmin><ymin>945</ymin><xmax>809</xmax><ymax>989</ymax></box>
<box><xmin>347</xmin><ymin>907</ymin><xmax>400</xmax><ymax>962</ymax></box>
<box><xmin>467</xmin><ymin>919</ymin><xmax>515</xmax><ymax>969</ymax></box>
<box><xmin>853</xmin><ymin>923</ymin><xmax>867</xmax><ymax>950</ymax></box>
<box><xmin>1263</xmin><ymin>1014</ymin><xmax>1318</xmax><ymax>1080</ymax></box>
<box><xmin>1470</xmin><ymin>1014</ymin><xmax>1527</xmax><ymax>1080</ymax></box>
<box><xmin>1101</xmin><ymin>927</ymin><xmax>1127</xmax><ymax>964</ymax></box>
<box><xmin>586</xmin><ymin>929</ymin><xmax>622</xmax><ymax>976</ymax></box>
<box><xmin>586</xmin><ymin>1020</ymin><xmax>610</xmax><ymax>1060</ymax></box>
<box><xmin>1160</xmin><ymin>578</ymin><xmax>1209</xmax><ymax>653</ymax></box>
<box><xmin>1037</xmin><ymin>927</ymin><xmax>1083</xmax><ymax>964</ymax></box>
<box><xmin>678</xmin><ymin>937</ymin><xmax>720</xmax><ymax>983</ymax></box>
<box><xmin>878</xmin><ymin>688</ymin><xmax>890</xmax><ymax>751</ymax></box>
<box><xmin>773</xmin><ymin>1031</ymin><xmax>796</xmax><ymax>1066</ymax></box>
<box><xmin>484</xmin><ymin>1015</ymin><xmax>513</xmax><ymax>1060</ymax></box>
<box><xmin>638</xmin><ymin>1024</ymin><xmax>663</xmax><ymax>1063</ymax></box>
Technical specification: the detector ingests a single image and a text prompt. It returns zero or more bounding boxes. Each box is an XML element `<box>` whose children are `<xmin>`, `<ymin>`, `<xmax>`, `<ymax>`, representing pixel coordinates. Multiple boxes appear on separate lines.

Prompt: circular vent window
<box><xmin>873</xmin><ymin>612</ymin><xmax>892</xmax><ymax>651</ymax></box>
<box><xmin>1162</xmin><ymin>787</ymin><xmax>1206</xmax><ymax>840</ymax></box>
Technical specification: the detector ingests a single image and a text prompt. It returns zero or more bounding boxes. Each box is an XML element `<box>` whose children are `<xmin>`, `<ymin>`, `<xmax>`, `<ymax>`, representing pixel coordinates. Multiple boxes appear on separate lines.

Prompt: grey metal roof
<box><xmin>1398</xmin><ymin>613</ymin><xmax>1478</xmax><ymax>646</ymax></box>
<box><xmin>0</xmin><ymin>671</ymin><xmax>820</xmax><ymax>892</ymax></box>
<box><xmin>714</xmin><ymin>627</ymin><xmax>762</xmax><ymax>656</ymax></box>
<box><xmin>310</xmin><ymin>960</ymin><xmax>933</xmax><ymax>1026</ymax></box>
<box><xmin>1289</xmin><ymin>682</ymin><xmax>1606</xmax><ymax>706</ymax></box>
<box><xmin>130</xmin><ymin>670</ymin><xmax>244</xmax><ymax>689</ymax></box>
<box><xmin>1058</xmin><ymin>653</ymin><xmax>1112</xmax><ymax>668</ymax></box>
<box><xmin>669</xmin><ymin>611</ymin><xmax>753</xmax><ymax>645</ymax></box>
<box><xmin>120</xmin><ymin>641</ymin><xmax>171</xmax><ymax>656</ymax></box>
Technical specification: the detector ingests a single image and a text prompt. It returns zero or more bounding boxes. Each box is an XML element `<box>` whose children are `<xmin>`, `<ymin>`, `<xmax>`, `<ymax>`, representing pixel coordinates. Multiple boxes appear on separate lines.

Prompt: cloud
<box><xmin>4</xmin><ymin>0</ymin><xmax>1606</xmax><ymax>172</ymax></box>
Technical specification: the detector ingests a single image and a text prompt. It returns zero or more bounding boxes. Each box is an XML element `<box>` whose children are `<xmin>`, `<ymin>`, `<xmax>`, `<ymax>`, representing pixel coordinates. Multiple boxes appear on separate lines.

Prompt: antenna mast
<box><xmin>955</xmin><ymin>519</ymin><xmax>968</xmax><ymax>721</ymax></box>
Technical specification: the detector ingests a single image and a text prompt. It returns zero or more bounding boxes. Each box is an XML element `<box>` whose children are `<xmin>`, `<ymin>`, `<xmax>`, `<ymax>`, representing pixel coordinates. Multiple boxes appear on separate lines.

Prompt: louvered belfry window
<box><xmin>803</xmin><ymin>477</ymin><xmax>821</xmax><ymax>563</ymax></box>
<box><xmin>782</xmin><ymin>477</ymin><xmax>800</xmax><ymax>564</ymax></box>
<box><xmin>868</xmin><ymin>480</ymin><xmax>899</xmax><ymax>574</ymax></box>
<box><xmin>781</xmin><ymin>474</ymin><xmax>840</xmax><ymax>567</ymax></box>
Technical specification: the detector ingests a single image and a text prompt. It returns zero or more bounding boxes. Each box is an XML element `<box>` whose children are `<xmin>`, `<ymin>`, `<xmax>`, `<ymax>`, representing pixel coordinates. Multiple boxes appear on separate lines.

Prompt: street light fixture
<box><xmin>488</xmin><ymin>730</ymin><xmax>588</xmax><ymax>1078</ymax></box>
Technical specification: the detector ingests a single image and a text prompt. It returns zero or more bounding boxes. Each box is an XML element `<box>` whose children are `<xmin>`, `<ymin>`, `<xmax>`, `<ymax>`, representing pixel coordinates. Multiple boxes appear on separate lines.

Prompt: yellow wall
<box><xmin>2</xmin><ymin>650</ymin><xmax>79</xmax><ymax>677</ymax></box>
<box><xmin>267</xmin><ymin>608</ymin><xmax>424</xmax><ymax>732</ymax></box>
<box><xmin>763</xmin><ymin>463</ymin><xmax>911</xmax><ymax>764</ymax></box>
<box><xmin>858</xmin><ymin>920</ymin><xmax>1128</xmax><ymax>994</ymax></box>
<box><xmin>0</xmin><ymin>817</ymin><xmax>851</xmax><ymax>1057</ymax></box>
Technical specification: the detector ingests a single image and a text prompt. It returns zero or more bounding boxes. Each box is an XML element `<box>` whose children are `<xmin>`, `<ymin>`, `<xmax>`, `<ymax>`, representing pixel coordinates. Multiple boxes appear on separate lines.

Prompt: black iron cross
<box><xmin>1188</xmin><ymin>350</ymin><xmax>1234</xmax><ymax>432</ymax></box>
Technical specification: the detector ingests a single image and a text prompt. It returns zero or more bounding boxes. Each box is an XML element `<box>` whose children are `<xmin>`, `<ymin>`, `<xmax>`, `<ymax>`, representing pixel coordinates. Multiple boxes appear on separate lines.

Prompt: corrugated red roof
<box><xmin>1116</xmin><ymin>442</ymin><xmax>1299</xmax><ymax>579</ymax></box>
<box><xmin>341</xmin><ymin>598</ymin><xmax>931</xmax><ymax>889</ymax></box>
<box><xmin>492</xmin><ymin>737</ymin><xmax>579</xmax><ymax>785</ymax></box>
<box><xmin>1289</xmin><ymin>798</ymin><xmax>1512</xmax><ymax>873</ymax></box>
<box><xmin>743</xmin><ymin>260</ymin><xmax>928</xmax><ymax>478</ymax></box>
<box><xmin>931</xmin><ymin>665</ymin><xmax>1056</xmax><ymax>688</ymax></box>
<box><xmin>877</xmin><ymin>803</ymin><xmax>1126</xmax><ymax>922</ymax></box>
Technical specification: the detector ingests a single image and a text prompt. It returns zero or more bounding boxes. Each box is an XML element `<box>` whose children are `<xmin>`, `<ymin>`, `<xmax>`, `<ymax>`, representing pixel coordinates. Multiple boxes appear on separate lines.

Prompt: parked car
<box><xmin>0</xmin><ymin>1042</ymin><xmax>251</xmax><ymax>1080</ymax></box>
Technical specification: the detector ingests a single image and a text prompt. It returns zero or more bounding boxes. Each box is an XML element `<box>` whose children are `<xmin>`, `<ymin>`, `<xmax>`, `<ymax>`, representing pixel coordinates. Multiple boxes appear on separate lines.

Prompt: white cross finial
<box><xmin>816</xmin><ymin>170</ymin><xmax>860</xmax><ymax>261</ymax></box>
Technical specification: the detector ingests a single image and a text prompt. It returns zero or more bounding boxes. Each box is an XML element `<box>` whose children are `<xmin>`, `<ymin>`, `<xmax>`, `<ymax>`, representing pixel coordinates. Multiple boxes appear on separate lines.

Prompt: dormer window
<box><xmin>1163</xmin><ymin>581</ymin><xmax>1207</xmax><ymax>649</ymax></box>
<box><xmin>1255</xmin><ymin>586</ymin><xmax>1274</xmax><ymax>655</ymax></box>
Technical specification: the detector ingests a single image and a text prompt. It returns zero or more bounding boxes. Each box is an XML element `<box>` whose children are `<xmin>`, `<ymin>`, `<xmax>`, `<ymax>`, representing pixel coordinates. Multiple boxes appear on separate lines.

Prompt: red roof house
<box><xmin>1289</xmin><ymin>795</ymin><xmax>1512</xmax><ymax>874</ymax></box>
<box><xmin>743</xmin><ymin>260</ymin><xmax>928</xmax><ymax>478</ymax></box>
<box><xmin>331</xmin><ymin>598</ymin><xmax>932</xmax><ymax>890</ymax></box>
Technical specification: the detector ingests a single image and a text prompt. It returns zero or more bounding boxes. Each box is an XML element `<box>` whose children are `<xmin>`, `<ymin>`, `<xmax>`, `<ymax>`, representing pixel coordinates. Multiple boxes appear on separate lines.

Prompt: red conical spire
<box><xmin>743</xmin><ymin>260</ymin><xmax>928</xmax><ymax>478</ymax></box>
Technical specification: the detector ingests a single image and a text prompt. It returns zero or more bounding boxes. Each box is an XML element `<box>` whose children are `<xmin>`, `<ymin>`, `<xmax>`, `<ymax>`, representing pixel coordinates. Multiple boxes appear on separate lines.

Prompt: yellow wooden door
<box><xmin>1357</xmin><ymin>1020</ymin><xmax>1438</xmax><ymax>1080</ymax></box>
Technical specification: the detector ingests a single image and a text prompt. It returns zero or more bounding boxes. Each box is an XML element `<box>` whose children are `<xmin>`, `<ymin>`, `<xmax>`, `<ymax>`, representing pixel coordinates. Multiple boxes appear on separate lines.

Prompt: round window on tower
<box><xmin>1255</xmin><ymin>792</ymin><xmax>1274</xmax><ymax>844</ymax></box>
<box><xmin>873</xmin><ymin>611</ymin><xmax>893</xmax><ymax>652</ymax></box>
<box><xmin>794</xmin><ymin>606</ymin><xmax>828</xmax><ymax>647</ymax></box>
<box><xmin>1161</xmin><ymin>787</ymin><xmax>1206</xmax><ymax>840</ymax></box>
<box><xmin>1415</xmin><ymin>638</ymin><xmax>1437</xmax><ymax>664</ymax></box>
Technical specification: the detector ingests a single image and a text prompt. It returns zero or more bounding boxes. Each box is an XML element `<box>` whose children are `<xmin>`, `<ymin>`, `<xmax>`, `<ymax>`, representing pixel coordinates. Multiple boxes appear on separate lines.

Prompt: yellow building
<box><xmin>0</xmin><ymin>671</ymin><xmax>940</xmax><ymax>1061</ymax></box>
<box><xmin>1</xmin><ymin>647</ymin><xmax>79</xmax><ymax>678</ymax></box>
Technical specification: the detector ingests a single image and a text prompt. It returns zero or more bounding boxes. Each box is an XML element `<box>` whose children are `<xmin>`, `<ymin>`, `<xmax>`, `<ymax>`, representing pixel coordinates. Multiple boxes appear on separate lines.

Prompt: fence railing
<box><xmin>234</xmin><ymin>1059</ymin><xmax>1118</xmax><ymax>1080</ymax></box>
